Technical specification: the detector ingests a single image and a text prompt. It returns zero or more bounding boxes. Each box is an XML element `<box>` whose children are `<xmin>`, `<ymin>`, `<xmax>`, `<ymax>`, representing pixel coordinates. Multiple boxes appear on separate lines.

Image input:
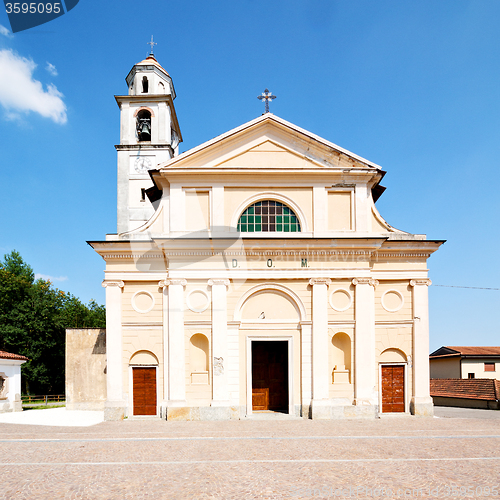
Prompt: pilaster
<box><xmin>409</xmin><ymin>279</ymin><xmax>433</xmax><ymax>416</ymax></box>
<box><xmin>352</xmin><ymin>278</ymin><xmax>378</xmax><ymax>407</ymax></box>
<box><xmin>208</xmin><ymin>279</ymin><xmax>230</xmax><ymax>406</ymax></box>
<box><xmin>309</xmin><ymin>278</ymin><xmax>331</xmax><ymax>419</ymax></box>
<box><xmin>159</xmin><ymin>278</ymin><xmax>187</xmax><ymax>410</ymax></box>
<box><xmin>102</xmin><ymin>280</ymin><xmax>125</xmax><ymax>421</ymax></box>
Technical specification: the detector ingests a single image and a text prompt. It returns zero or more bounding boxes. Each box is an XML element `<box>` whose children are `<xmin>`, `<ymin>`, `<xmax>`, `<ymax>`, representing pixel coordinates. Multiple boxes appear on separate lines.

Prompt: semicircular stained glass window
<box><xmin>237</xmin><ymin>200</ymin><xmax>301</xmax><ymax>233</ymax></box>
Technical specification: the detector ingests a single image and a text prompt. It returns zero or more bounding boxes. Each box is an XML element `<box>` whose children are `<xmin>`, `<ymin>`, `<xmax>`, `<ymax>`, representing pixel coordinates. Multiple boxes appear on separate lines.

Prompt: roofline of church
<box><xmin>160</xmin><ymin>113</ymin><xmax>383</xmax><ymax>171</ymax></box>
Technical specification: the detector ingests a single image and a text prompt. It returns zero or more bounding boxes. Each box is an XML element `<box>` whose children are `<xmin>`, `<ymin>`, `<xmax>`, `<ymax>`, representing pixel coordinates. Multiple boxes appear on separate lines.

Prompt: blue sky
<box><xmin>0</xmin><ymin>0</ymin><xmax>498</xmax><ymax>350</ymax></box>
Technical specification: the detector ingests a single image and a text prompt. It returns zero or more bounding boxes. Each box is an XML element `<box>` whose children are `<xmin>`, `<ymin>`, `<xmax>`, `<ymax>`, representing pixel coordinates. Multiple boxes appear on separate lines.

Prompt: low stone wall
<box><xmin>65</xmin><ymin>329</ymin><xmax>106</xmax><ymax>411</ymax></box>
<box><xmin>432</xmin><ymin>396</ymin><xmax>499</xmax><ymax>410</ymax></box>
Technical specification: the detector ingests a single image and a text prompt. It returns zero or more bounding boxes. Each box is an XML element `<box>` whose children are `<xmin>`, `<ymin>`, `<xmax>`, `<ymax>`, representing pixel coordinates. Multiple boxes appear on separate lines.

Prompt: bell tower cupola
<box><xmin>115</xmin><ymin>44</ymin><xmax>182</xmax><ymax>234</ymax></box>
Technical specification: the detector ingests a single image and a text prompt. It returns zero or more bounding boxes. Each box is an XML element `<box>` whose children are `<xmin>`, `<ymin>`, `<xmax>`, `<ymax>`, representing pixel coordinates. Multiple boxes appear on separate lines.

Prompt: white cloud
<box><xmin>0</xmin><ymin>25</ymin><xmax>13</xmax><ymax>38</ymax></box>
<box><xmin>46</xmin><ymin>61</ymin><xmax>58</xmax><ymax>76</ymax></box>
<box><xmin>0</xmin><ymin>49</ymin><xmax>67</xmax><ymax>124</ymax></box>
<box><xmin>35</xmin><ymin>273</ymin><xmax>68</xmax><ymax>282</ymax></box>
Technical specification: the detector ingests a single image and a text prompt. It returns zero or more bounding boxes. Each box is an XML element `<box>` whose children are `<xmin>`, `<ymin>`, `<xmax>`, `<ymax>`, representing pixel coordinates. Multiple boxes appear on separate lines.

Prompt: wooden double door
<box><xmin>252</xmin><ymin>341</ymin><xmax>289</xmax><ymax>412</ymax></box>
<box><xmin>381</xmin><ymin>365</ymin><xmax>405</xmax><ymax>413</ymax></box>
<box><xmin>132</xmin><ymin>367</ymin><xmax>157</xmax><ymax>415</ymax></box>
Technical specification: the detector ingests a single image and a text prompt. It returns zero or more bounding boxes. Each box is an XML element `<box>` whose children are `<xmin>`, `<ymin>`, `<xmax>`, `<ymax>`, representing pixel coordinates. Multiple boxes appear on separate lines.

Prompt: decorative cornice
<box><xmin>351</xmin><ymin>278</ymin><xmax>379</xmax><ymax>287</ymax></box>
<box><xmin>102</xmin><ymin>254</ymin><xmax>164</xmax><ymax>261</ymax></box>
<box><xmin>102</xmin><ymin>280</ymin><xmax>124</xmax><ymax>288</ymax></box>
<box><xmin>309</xmin><ymin>278</ymin><xmax>331</xmax><ymax>286</ymax></box>
<box><xmin>158</xmin><ymin>278</ymin><xmax>187</xmax><ymax>288</ymax></box>
<box><xmin>410</xmin><ymin>279</ymin><xmax>432</xmax><ymax>287</ymax></box>
<box><xmin>157</xmin><ymin>250</ymin><xmax>375</xmax><ymax>257</ymax></box>
<box><xmin>208</xmin><ymin>278</ymin><xmax>230</xmax><ymax>288</ymax></box>
<box><xmin>374</xmin><ymin>252</ymin><xmax>433</xmax><ymax>259</ymax></box>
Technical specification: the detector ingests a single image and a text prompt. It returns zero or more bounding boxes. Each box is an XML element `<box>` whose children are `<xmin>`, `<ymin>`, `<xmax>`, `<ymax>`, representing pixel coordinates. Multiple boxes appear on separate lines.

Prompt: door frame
<box><xmin>246</xmin><ymin>336</ymin><xmax>293</xmax><ymax>416</ymax></box>
<box><xmin>378</xmin><ymin>362</ymin><xmax>408</xmax><ymax>414</ymax></box>
<box><xmin>128</xmin><ymin>365</ymin><xmax>159</xmax><ymax>417</ymax></box>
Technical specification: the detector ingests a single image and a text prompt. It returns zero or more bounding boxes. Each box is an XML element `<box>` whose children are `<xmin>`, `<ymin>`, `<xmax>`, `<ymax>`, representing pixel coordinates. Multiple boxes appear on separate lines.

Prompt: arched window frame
<box><xmin>231</xmin><ymin>193</ymin><xmax>308</xmax><ymax>233</ymax></box>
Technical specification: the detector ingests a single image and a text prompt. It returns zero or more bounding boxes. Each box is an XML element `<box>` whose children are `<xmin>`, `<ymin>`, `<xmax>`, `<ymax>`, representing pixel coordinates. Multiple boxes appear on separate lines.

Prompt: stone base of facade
<box><xmin>165</xmin><ymin>405</ymin><xmax>243</xmax><ymax>421</ymax></box>
<box><xmin>104</xmin><ymin>401</ymin><xmax>126</xmax><ymax>421</ymax></box>
<box><xmin>410</xmin><ymin>397</ymin><xmax>434</xmax><ymax>417</ymax></box>
<box><xmin>67</xmin><ymin>401</ymin><xmax>105</xmax><ymax>411</ymax></box>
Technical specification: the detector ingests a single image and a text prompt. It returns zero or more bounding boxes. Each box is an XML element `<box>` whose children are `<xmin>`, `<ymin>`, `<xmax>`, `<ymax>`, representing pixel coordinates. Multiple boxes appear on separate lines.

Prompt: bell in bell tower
<box><xmin>115</xmin><ymin>38</ymin><xmax>182</xmax><ymax>234</ymax></box>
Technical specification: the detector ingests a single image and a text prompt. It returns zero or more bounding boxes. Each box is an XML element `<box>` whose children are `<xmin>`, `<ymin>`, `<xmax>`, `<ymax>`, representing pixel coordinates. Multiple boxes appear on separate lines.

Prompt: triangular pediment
<box><xmin>215</xmin><ymin>139</ymin><xmax>319</xmax><ymax>169</ymax></box>
<box><xmin>156</xmin><ymin>114</ymin><xmax>382</xmax><ymax>172</ymax></box>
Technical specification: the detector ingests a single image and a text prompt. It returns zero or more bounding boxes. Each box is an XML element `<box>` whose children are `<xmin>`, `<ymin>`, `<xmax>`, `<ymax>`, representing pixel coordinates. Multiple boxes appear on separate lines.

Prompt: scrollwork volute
<box><xmin>351</xmin><ymin>278</ymin><xmax>379</xmax><ymax>288</ymax></box>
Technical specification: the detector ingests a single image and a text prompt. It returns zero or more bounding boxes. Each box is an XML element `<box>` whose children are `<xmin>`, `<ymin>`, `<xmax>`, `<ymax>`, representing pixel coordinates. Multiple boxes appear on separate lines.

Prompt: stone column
<box><xmin>410</xmin><ymin>279</ymin><xmax>433</xmax><ymax>416</ymax></box>
<box><xmin>208</xmin><ymin>279</ymin><xmax>230</xmax><ymax>411</ymax></box>
<box><xmin>102</xmin><ymin>280</ymin><xmax>125</xmax><ymax>421</ymax></box>
<box><xmin>352</xmin><ymin>278</ymin><xmax>378</xmax><ymax>408</ymax></box>
<box><xmin>160</xmin><ymin>278</ymin><xmax>187</xmax><ymax>407</ymax></box>
<box><xmin>309</xmin><ymin>278</ymin><xmax>331</xmax><ymax>419</ymax></box>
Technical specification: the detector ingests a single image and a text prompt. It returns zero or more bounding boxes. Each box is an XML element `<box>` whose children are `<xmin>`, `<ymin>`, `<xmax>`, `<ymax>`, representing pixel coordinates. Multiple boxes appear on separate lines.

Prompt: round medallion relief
<box><xmin>186</xmin><ymin>289</ymin><xmax>210</xmax><ymax>313</ymax></box>
<box><xmin>381</xmin><ymin>290</ymin><xmax>404</xmax><ymax>312</ymax></box>
<box><xmin>329</xmin><ymin>289</ymin><xmax>352</xmax><ymax>312</ymax></box>
<box><xmin>131</xmin><ymin>290</ymin><xmax>155</xmax><ymax>313</ymax></box>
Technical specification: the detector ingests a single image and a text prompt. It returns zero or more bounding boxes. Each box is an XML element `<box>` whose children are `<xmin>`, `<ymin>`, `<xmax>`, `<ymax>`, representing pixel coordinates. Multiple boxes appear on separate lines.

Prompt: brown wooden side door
<box><xmin>381</xmin><ymin>365</ymin><xmax>405</xmax><ymax>413</ymax></box>
<box><xmin>133</xmin><ymin>367</ymin><xmax>157</xmax><ymax>415</ymax></box>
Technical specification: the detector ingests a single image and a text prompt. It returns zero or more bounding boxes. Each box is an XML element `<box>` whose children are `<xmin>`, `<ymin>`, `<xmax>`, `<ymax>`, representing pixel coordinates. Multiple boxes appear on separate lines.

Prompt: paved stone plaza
<box><xmin>0</xmin><ymin>409</ymin><xmax>499</xmax><ymax>499</ymax></box>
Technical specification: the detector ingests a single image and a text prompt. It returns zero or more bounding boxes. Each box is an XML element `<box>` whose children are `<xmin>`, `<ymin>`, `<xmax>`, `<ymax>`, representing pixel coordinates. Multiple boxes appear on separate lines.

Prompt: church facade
<box><xmin>88</xmin><ymin>55</ymin><xmax>443</xmax><ymax>421</ymax></box>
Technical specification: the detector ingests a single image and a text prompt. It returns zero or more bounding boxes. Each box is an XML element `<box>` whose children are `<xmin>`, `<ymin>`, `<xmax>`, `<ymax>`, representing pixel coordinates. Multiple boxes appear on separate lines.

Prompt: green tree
<box><xmin>0</xmin><ymin>249</ymin><xmax>34</xmax><ymax>283</ymax></box>
<box><xmin>0</xmin><ymin>251</ymin><xmax>105</xmax><ymax>394</ymax></box>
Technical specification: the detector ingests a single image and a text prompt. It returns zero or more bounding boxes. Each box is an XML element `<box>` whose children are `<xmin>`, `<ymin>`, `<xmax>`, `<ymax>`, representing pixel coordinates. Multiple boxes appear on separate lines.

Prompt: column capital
<box><xmin>208</xmin><ymin>278</ymin><xmax>230</xmax><ymax>288</ymax></box>
<box><xmin>102</xmin><ymin>280</ymin><xmax>124</xmax><ymax>288</ymax></box>
<box><xmin>158</xmin><ymin>278</ymin><xmax>187</xmax><ymax>289</ymax></box>
<box><xmin>410</xmin><ymin>279</ymin><xmax>432</xmax><ymax>287</ymax></box>
<box><xmin>309</xmin><ymin>278</ymin><xmax>331</xmax><ymax>286</ymax></box>
<box><xmin>351</xmin><ymin>278</ymin><xmax>379</xmax><ymax>287</ymax></box>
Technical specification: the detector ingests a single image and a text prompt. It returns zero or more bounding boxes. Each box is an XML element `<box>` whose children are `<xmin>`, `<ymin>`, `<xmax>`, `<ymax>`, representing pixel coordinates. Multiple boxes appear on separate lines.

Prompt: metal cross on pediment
<box><xmin>148</xmin><ymin>35</ymin><xmax>157</xmax><ymax>55</ymax></box>
<box><xmin>258</xmin><ymin>88</ymin><xmax>276</xmax><ymax>114</ymax></box>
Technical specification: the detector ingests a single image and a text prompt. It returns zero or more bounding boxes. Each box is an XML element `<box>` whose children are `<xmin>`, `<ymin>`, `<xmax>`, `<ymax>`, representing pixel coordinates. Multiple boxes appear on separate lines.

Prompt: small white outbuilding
<box><xmin>0</xmin><ymin>350</ymin><xmax>28</xmax><ymax>413</ymax></box>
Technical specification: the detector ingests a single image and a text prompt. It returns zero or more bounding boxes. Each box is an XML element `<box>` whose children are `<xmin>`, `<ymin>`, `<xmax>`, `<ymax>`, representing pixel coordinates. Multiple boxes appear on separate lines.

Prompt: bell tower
<box><xmin>115</xmin><ymin>51</ymin><xmax>182</xmax><ymax>234</ymax></box>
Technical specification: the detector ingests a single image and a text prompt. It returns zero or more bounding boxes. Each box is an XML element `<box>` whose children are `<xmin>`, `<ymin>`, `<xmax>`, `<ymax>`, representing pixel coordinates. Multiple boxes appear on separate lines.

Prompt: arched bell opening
<box><xmin>136</xmin><ymin>109</ymin><xmax>152</xmax><ymax>142</ymax></box>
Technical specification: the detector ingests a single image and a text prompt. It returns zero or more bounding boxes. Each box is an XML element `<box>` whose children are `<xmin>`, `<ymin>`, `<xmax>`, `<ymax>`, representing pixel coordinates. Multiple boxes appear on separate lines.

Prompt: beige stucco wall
<box><xmin>328</xmin><ymin>281</ymin><xmax>355</xmax><ymax>322</ymax></box>
<box><xmin>122</xmin><ymin>282</ymin><xmax>163</xmax><ymax>324</ymax></box>
<box><xmin>374</xmin><ymin>282</ymin><xmax>413</xmax><ymax>322</ymax></box>
<box><xmin>65</xmin><ymin>328</ymin><xmax>106</xmax><ymax>410</ymax></box>
<box><xmin>429</xmin><ymin>357</ymin><xmax>461</xmax><ymax>379</ymax></box>
<box><xmin>461</xmin><ymin>359</ymin><xmax>500</xmax><ymax>380</ymax></box>
<box><xmin>328</xmin><ymin>191</ymin><xmax>352</xmax><ymax>231</ymax></box>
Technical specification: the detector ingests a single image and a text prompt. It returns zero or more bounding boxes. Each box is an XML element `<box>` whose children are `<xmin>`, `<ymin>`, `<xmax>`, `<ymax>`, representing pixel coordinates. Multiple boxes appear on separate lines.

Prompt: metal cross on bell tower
<box><xmin>147</xmin><ymin>35</ymin><xmax>157</xmax><ymax>56</ymax></box>
<box><xmin>258</xmin><ymin>88</ymin><xmax>276</xmax><ymax>114</ymax></box>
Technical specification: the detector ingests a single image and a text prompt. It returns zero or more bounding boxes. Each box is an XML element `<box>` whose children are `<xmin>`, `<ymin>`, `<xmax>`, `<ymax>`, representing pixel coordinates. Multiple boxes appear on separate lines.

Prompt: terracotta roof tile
<box><xmin>447</xmin><ymin>346</ymin><xmax>500</xmax><ymax>356</ymax></box>
<box><xmin>0</xmin><ymin>350</ymin><xmax>29</xmax><ymax>361</ymax></box>
<box><xmin>135</xmin><ymin>55</ymin><xmax>170</xmax><ymax>77</ymax></box>
<box><xmin>430</xmin><ymin>346</ymin><xmax>500</xmax><ymax>358</ymax></box>
<box><xmin>430</xmin><ymin>379</ymin><xmax>500</xmax><ymax>401</ymax></box>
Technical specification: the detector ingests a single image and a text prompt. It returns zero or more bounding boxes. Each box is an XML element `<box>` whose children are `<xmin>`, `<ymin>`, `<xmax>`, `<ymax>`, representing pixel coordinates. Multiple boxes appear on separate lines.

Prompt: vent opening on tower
<box><xmin>142</xmin><ymin>76</ymin><xmax>149</xmax><ymax>93</ymax></box>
